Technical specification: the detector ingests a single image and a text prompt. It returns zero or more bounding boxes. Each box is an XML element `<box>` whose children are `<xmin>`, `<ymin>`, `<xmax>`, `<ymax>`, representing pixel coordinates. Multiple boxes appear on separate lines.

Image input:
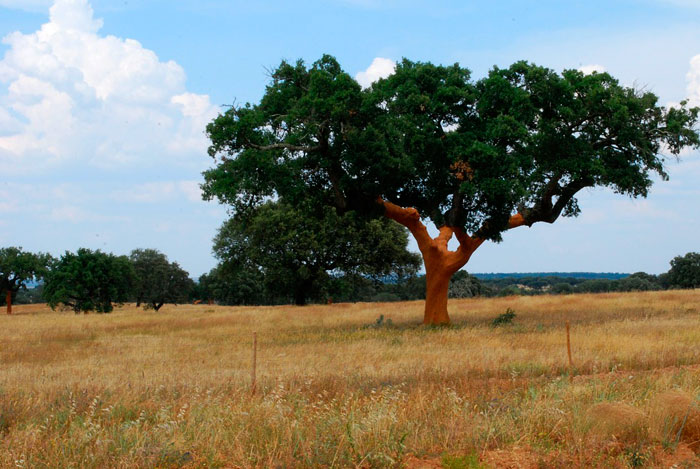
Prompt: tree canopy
<box><xmin>0</xmin><ymin>247</ymin><xmax>51</xmax><ymax>314</ymax></box>
<box><xmin>213</xmin><ymin>201</ymin><xmax>421</xmax><ymax>305</ymax></box>
<box><xmin>667</xmin><ymin>252</ymin><xmax>700</xmax><ymax>289</ymax></box>
<box><xmin>43</xmin><ymin>248</ymin><xmax>134</xmax><ymax>313</ymax></box>
<box><xmin>130</xmin><ymin>249</ymin><xmax>194</xmax><ymax>311</ymax></box>
<box><xmin>203</xmin><ymin>55</ymin><xmax>699</xmax><ymax>324</ymax></box>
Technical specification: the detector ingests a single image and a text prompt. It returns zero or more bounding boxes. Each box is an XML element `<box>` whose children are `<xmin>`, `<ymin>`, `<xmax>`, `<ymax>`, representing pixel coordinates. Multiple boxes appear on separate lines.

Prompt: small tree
<box><xmin>0</xmin><ymin>247</ymin><xmax>51</xmax><ymax>314</ymax></box>
<box><xmin>667</xmin><ymin>252</ymin><xmax>700</xmax><ymax>289</ymax></box>
<box><xmin>43</xmin><ymin>248</ymin><xmax>134</xmax><ymax>313</ymax></box>
<box><xmin>130</xmin><ymin>249</ymin><xmax>194</xmax><ymax>311</ymax></box>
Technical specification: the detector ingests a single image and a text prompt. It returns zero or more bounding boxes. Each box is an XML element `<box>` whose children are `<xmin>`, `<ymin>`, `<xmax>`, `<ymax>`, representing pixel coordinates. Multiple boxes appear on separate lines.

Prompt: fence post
<box><xmin>251</xmin><ymin>331</ymin><xmax>257</xmax><ymax>395</ymax></box>
<box><xmin>566</xmin><ymin>321</ymin><xmax>573</xmax><ymax>383</ymax></box>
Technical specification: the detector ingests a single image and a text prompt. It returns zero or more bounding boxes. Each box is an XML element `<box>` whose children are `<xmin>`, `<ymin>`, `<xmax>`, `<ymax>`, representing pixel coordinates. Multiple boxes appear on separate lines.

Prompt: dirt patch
<box><xmin>482</xmin><ymin>447</ymin><xmax>541</xmax><ymax>468</ymax></box>
<box><xmin>404</xmin><ymin>454</ymin><xmax>442</xmax><ymax>468</ymax></box>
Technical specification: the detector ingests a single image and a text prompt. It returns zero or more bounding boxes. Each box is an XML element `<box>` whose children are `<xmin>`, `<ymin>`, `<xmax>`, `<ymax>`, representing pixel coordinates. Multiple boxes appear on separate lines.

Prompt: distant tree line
<box><xmin>2</xmin><ymin>246</ymin><xmax>699</xmax><ymax>312</ymax></box>
<box><xmin>198</xmin><ymin>251</ymin><xmax>700</xmax><ymax>305</ymax></box>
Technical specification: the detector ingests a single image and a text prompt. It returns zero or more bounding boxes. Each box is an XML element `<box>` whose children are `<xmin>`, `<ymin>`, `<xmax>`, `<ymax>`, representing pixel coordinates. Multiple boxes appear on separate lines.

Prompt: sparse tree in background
<box><xmin>667</xmin><ymin>252</ymin><xmax>700</xmax><ymax>289</ymax></box>
<box><xmin>0</xmin><ymin>247</ymin><xmax>51</xmax><ymax>314</ymax></box>
<box><xmin>203</xmin><ymin>55</ymin><xmax>699</xmax><ymax>324</ymax></box>
<box><xmin>43</xmin><ymin>248</ymin><xmax>134</xmax><ymax>313</ymax></box>
<box><xmin>130</xmin><ymin>249</ymin><xmax>194</xmax><ymax>311</ymax></box>
<box><xmin>213</xmin><ymin>201</ymin><xmax>421</xmax><ymax>305</ymax></box>
<box><xmin>448</xmin><ymin>271</ymin><xmax>486</xmax><ymax>298</ymax></box>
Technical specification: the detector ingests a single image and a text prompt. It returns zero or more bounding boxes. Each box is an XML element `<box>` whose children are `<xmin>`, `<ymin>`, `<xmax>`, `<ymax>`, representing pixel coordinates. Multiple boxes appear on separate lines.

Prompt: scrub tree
<box><xmin>203</xmin><ymin>55</ymin><xmax>699</xmax><ymax>324</ymax></box>
<box><xmin>0</xmin><ymin>247</ymin><xmax>51</xmax><ymax>314</ymax></box>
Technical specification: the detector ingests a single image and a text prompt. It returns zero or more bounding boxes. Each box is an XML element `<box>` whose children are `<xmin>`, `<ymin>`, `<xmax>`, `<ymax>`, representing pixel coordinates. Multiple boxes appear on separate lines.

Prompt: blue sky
<box><xmin>0</xmin><ymin>0</ymin><xmax>699</xmax><ymax>277</ymax></box>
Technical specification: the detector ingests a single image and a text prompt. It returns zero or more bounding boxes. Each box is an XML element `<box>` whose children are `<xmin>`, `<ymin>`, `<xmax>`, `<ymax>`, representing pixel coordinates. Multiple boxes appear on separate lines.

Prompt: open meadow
<box><xmin>2</xmin><ymin>290</ymin><xmax>700</xmax><ymax>468</ymax></box>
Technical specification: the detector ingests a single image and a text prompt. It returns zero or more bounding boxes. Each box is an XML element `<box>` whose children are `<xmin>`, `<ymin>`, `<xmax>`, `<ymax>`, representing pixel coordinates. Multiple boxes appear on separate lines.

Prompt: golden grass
<box><xmin>1</xmin><ymin>290</ymin><xmax>700</xmax><ymax>467</ymax></box>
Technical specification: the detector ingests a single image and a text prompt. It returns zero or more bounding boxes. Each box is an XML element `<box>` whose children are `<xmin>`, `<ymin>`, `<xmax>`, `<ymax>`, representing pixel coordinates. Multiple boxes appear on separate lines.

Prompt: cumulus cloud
<box><xmin>578</xmin><ymin>64</ymin><xmax>606</xmax><ymax>75</ymax></box>
<box><xmin>0</xmin><ymin>0</ymin><xmax>219</xmax><ymax>174</ymax></box>
<box><xmin>355</xmin><ymin>57</ymin><xmax>396</xmax><ymax>88</ymax></box>
<box><xmin>687</xmin><ymin>54</ymin><xmax>700</xmax><ymax>106</ymax></box>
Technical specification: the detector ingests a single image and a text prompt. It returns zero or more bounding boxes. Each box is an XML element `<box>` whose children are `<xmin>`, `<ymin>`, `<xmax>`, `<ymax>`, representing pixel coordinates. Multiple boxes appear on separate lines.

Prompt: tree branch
<box><xmin>378</xmin><ymin>198</ymin><xmax>433</xmax><ymax>251</ymax></box>
<box><xmin>507</xmin><ymin>213</ymin><xmax>527</xmax><ymax>229</ymax></box>
<box><xmin>448</xmin><ymin>227</ymin><xmax>485</xmax><ymax>271</ymax></box>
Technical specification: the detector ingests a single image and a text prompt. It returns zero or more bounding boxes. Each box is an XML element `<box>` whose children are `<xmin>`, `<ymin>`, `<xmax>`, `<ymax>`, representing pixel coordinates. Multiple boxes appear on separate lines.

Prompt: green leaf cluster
<box><xmin>130</xmin><ymin>249</ymin><xmax>194</xmax><ymax>311</ymax></box>
<box><xmin>667</xmin><ymin>252</ymin><xmax>700</xmax><ymax>289</ymax></box>
<box><xmin>203</xmin><ymin>55</ymin><xmax>699</xmax><ymax>242</ymax></box>
<box><xmin>43</xmin><ymin>248</ymin><xmax>134</xmax><ymax>313</ymax></box>
<box><xmin>212</xmin><ymin>201</ymin><xmax>421</xmax><ymax>305</ymax></box>
<box><xmin>0</xmin><ymin>247</ymin><xmax>51</xmax><ymax>302</ymax></box>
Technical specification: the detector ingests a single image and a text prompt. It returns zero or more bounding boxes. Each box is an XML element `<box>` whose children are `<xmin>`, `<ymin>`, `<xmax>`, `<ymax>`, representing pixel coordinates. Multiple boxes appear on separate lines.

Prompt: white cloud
<box><xmin>49</xmin><ymin>204</ymin><xmax>128</xmax><ymax>223</ymax></box>
<box><xmin>687</xmin><ymin>54</ymin><xmax>700</xmax><ymax>106</ymax></box>
<box><xmin>355</xmin><ymin>57</ymin><xmax>395</xmax><ymax>88</ymax></box>
<box><xmin>0</xmin><ymin>0</ymin><xmax>219</xmax><ymax>175</ymax></box>
<box><xmin>578</xmin><ymin>64</ymin><xmax>606</xmax><ymax>75</ymax></box>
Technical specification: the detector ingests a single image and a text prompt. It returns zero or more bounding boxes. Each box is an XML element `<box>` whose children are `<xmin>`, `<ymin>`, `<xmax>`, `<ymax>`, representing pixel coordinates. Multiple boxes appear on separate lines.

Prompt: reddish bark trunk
<box><xmin>6</xmin><ymin>290</ymin><xmax>11</xmax><ymax>315</ymax></box>
<box><xmin>380</xmin><ymin>198</ymin><xmax>525</xmax><ymax>325</ymax></box>
<box><xmin>423</xmin><ymin>264</ymin><xmax>452</xmax><ymax>325</ymax></box>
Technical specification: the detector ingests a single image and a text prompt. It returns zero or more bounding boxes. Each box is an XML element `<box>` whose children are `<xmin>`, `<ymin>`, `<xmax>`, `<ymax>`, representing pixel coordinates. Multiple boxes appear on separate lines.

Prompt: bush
<box><xmin>492</xmin><ymin>308</ymin><xmax>516</xmax><ymax>326</ymax></box>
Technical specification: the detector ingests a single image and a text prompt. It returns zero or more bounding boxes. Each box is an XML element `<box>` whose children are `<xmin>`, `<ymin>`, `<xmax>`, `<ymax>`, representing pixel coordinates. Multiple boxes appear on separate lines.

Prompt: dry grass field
<box><xmin>1</xmin><ymin>290</ymin><xmax>700</xmax><ymax>468</ymax></box>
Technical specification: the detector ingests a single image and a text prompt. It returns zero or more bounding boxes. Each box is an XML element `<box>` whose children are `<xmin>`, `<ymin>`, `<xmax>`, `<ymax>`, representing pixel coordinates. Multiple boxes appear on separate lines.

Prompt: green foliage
<box><xmin>0</xmin><ymin>246</ymin><xmax>51</xmax><ymax>303</ymax></box>
<box><xmin>203</xmin><ymin>55</ymin><xmax>699</xmax><ymax>245</ymax></box>
<box><xmin>492</xmin><ymin>308</ymin><xmax>516</xmax><ymax>326</ymax></box>
<box><xmin>196</xmin><ymin>264</ymin><xmax>264</xmax><ymax>306</ymax></box>
<box><xmin>551</xmin><ymin>282</ymin><xmax>574</xmax><ymax>294</ymax></box>
<box><xmin>43</xmin><ymin>248</ymin><xmax>134</xmax><ymax>313</ymax></box>
<box><xmin>129</xmin><ymin>249</ymin><xmax>194</xmax><ymax>311</ymax></box>
<box><xmin>212</xmin><ymin>201</ymin><xmax>421</xmax><ymax>305</ymax></box>
<box><xmin>667</xmin><ymin>252</ymin><xmax>700</xmax><ymax>289</ymax></box>
<box><xmin>449</xmin><ymin>270</ymin><xmax>487</xmax><ymax>298</ymax></box>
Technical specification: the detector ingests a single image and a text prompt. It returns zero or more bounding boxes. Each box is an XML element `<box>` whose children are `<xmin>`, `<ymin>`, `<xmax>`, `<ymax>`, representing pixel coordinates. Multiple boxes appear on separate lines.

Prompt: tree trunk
<box><xmin>6</xmin><ymin>290</ymin><xmax>11</xmax><ymax>315</ymax></box>
<box><xmin>423</xmin><ymin>256</ymin><xmax>454</xmax><ymax>325</ymax></box>
<box><xmin>294</xmin><ymin>275</ymin><xmax>317</xmax><ymax>306</ymax></box>
<box><xmin>379</xmin><ymin>199</ymin><xmax>492</xmax><ymax>325</ymax></box>
<box><xmin>379</xmin><ymin>199</ymin><xmax>527</xmax><ymax>325</ymax></box>
<box><xmin>294</xmin><ymin>285</ymin><xmax>307</xmax><ymax>306</ymax></box>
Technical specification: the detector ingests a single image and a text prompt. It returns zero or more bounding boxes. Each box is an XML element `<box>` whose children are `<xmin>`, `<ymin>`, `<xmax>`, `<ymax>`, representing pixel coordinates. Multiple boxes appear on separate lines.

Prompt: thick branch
<box><xmin>378</xmin><ymin>198</ymin><xmax>432</xmax><ymax>251</ymax></box>
<box><xmin>448</xmin><ymin>228</ymin><xmax>485</xmax><ymax>271</ymax></box>
<box><xmin>507</xmin><ymin>213</ymin><xmax>527</xmax><ymax>229</ymax></box>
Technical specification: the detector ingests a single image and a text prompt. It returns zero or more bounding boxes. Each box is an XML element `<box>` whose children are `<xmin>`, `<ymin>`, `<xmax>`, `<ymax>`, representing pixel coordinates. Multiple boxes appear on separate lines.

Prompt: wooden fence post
<box><xmin>566</xmin><ymin>321</ymin><xmax>573</xmax><ymax>383</ymax></box>
<box><xmin>251</xmin><ymin>331</ymin><xmax>257</xmax><ymax>395</ymax></box>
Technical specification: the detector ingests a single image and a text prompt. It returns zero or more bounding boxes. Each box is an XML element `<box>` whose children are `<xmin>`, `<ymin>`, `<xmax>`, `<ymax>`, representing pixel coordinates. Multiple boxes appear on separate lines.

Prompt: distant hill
<box><xmin>472</xmin><ymin>272</ymin><xmax>629</xmax><ymax>280</ymax></box>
